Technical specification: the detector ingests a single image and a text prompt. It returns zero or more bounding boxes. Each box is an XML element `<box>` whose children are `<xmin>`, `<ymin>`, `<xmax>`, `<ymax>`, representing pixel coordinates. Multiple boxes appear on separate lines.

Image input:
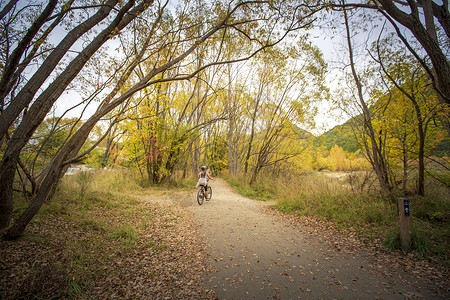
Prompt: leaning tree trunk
<box><xmin>0</xmin><ymin>0</ymin><xmax>149</xmax><ymax>231</ymax></box>
<box><xmin>0</xmin><ymin>0</ymin><xmax>19</xmax><ymax>20</ymax></box>
<box><xmin>0</xmin><ymin>0</ymin><xmax>120</xmax><ymax>140</ymax></box>
<box><xmin>0</xmin><ymin>0</ymin><xmax>58</xmax><ymax>108</ymax></box>
<box><xmin>4</xmin><ymin>121</ymin><xmax>95</xmax><ymax>239</ymax></box>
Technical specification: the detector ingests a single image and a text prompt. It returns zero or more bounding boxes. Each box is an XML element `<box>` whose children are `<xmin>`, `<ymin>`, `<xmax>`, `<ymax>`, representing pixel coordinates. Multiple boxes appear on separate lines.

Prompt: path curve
<box><xmin>187</xmin><ymin>178</ymin><xmax>440</xmax><ymax>299</ymax></box>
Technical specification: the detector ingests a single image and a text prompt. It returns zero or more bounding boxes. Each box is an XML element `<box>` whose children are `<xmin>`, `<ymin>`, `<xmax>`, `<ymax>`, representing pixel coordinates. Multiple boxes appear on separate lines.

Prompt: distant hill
<box><xmin>314</xmin><ymin>118</ymin><xmax>361</xmax><ymax>153</ymax></box>
<box><xmin>314</xmin><ymin>116</ymin><xmax>449</xmax><ymax>157</ymax></box>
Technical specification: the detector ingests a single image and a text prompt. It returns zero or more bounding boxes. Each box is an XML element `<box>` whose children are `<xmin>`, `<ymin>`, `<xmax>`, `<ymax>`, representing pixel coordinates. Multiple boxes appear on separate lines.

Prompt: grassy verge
<box><xmin>1</xmin><ymin>169</ymin><xmax>209</xmax><ymax>299</ymax></box>
<box><xmin>223</xmin><ymin>172</ymin><xmax>450</xmax><ymax>265</ymax></box>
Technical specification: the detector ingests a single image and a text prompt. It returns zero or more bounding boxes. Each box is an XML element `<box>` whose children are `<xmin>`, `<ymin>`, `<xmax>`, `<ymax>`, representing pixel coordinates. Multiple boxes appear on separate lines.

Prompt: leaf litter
<box><xmin>0</xmin><ymin>193</ymin><xmax>215</xmax><ymax>299</ymax></box>
<box><xmin>263</xmin><ymin>206</ymin><xmax>449</xmax><ymax>298</ymax></box>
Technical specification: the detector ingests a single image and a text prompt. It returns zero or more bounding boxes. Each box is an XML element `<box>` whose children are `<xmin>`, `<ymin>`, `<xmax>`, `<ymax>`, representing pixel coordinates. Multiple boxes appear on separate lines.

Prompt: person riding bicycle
<box><xmin>196</xmin><ymin>166</ymin><xmax>213</xmax><ymax>198</ymax></box>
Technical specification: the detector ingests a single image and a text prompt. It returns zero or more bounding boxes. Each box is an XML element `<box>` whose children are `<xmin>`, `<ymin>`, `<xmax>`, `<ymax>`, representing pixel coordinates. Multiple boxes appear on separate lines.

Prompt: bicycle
<box><xmin>197</xmin><ymin>184</ymin><xmax>212</xmax><ymax>205</ymax></box>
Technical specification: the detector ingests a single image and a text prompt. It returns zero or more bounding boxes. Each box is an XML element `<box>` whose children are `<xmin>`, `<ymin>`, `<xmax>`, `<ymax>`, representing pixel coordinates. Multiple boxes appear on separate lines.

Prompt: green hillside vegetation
<box><xmin>314</xmin><ymin>120</ymin><xmax>361</xmax><ymax>153</ymax></box>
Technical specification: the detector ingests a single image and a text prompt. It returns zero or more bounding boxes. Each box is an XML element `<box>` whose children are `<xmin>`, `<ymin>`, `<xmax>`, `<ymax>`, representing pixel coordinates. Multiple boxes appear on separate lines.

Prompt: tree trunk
<box><xmin>101</xmin><ymin>135</ymin><xmax>113</xmax><ymax>167</ymax></box>
<box><xmin>226</xmin><ymin>65</ymin><xmax>237</xmax><ymax>177</ymax></box>
<box><xmin>378</xmin><ymin>0</ymin><xmax>450</xmax><ymax>105</ymax></box>
<box><xmin>402</xmin><ymin>138</ymin><xmax>408</xmax><ymax>195</ymax></box>
<box><xmin>417</xmin><ymin>128</ymin><xmax>425</xmax><ymax>196</ymax></box>
<box><xmin>0</xmin><ymin>0</ymin><xmax>150</xmax><ymax>231</ymax></box>
<box><xmin>0</xmin><ymin>0</ymin><xmax>120</xmax><ymax>140</ymax></box>
<box><xmin>244</xmin><ymin>92</ymin><xmax>261</xmax><ymax>174</ymax></box>
<box><xmin>413</xmin><ymin>101</ymin><xmax>425</xmax><ymax>196</ymax></box>
<box><xmin>343</xmin><ymin>4</ymin><xmax>392</xmax><ymax>193</ymax></box>
<box><xmin>227</xmin><ymin>112</ymin><xmax>236</xmax><ymax>176</ymax></box>
<box><xmin>0</xmin><ymin>163</ymin><xmax>15</xmax><ymax>231</ymax></box>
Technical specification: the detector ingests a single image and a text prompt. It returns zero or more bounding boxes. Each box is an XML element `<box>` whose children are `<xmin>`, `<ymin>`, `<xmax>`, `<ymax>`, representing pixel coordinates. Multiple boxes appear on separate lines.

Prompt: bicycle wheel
<box><xmin>206</xmin><ymin>186</ymin><xmax>212</xmax><ymax>201</ymax></box>
<box><xmin>197</xmin><ymin>188</ymin><xmax>204</xmax><ymax>205</ymax></box>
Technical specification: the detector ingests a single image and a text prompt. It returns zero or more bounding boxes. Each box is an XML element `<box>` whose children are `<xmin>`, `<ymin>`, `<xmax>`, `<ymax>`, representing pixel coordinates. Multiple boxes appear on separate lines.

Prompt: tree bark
<box><xmin>0</xmin><ymin>0</ymin><xmax>120</xmax><ymax>141</ymax></box>
<box><xmin>377</xmin><ymin>0</ymin><xmax>450</xmax><ymax>105</ymax></box>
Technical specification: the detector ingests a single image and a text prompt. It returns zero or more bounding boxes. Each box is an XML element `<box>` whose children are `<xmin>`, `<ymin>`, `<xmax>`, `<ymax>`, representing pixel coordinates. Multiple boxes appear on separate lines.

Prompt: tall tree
<box><xmin>0</xmin><ymin>0</ymin><xmax>152</xmax><ymax>232</ymax></box>
<box><xmin>342</xmin><ymin>3</ymin><xmax>393</xmax><ymax>194</ymax></box>
<box><xmin>2</xmin><ymin>0</ymin><xmax>324</xmax><ymax>238</ymax></box>
<box><xmin>370</xmin><ymin>33</ymin><xmax>447</xmax><ymax>195</ymax></box>
<box><xmin>375</xmin><ymin>0</ymin><xmax>450</xmax><ymax>106</ymax></box>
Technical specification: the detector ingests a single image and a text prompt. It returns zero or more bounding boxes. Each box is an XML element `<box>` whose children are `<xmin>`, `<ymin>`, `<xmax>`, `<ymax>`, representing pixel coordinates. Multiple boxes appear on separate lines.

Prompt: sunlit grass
<box><xmin>109</xmin><ymin>225</ymin><xmax>140</xmax><ymax>246</ymax></box>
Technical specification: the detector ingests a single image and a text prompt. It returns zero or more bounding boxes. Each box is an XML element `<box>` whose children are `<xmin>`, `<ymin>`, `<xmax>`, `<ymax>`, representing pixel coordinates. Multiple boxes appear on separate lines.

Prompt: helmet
<box><xmin>201</xmin><ymin>166</ymin><xmax>206</xmax><ymax>170</ymax></box>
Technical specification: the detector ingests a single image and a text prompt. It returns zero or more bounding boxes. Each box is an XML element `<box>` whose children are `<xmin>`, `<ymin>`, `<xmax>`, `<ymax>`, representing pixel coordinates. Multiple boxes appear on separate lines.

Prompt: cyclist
<box><xmin>196</xmin><ymin>165</ymin><xmax>214</xmax><ymax>198</ymax></box>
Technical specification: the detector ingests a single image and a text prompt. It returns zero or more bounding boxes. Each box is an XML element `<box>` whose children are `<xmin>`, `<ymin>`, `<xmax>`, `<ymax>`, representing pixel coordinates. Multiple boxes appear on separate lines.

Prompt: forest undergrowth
<box><xmin>0</xmin><ymin>169</ymin><xmax>211</xmax><ymax>299</ymax></box>
<box><xmin>223</xmin><ymin>172</ymin><xmax>450</xmax><ymax>266</ymax></box>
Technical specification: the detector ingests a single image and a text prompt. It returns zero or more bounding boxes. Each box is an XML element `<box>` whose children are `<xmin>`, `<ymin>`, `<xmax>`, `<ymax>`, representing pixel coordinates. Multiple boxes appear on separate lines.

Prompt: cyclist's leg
<box><xmin>207</xmin><ymin>185</ymin><xmax>212</xmax><ymax>200</ymax></box>
<box><xmin>204</xmin><ymin>183</ymin><xmax>209</xmax><ymax>198</ymax></box>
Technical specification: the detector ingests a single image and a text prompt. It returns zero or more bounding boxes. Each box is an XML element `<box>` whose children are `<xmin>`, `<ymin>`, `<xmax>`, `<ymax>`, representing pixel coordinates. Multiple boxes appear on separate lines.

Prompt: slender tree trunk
<box><xmin>413</xmin><ymin>102</ymin><xmax>425</xmax><ymax>196</ymax></box>
<box><xmin>101</xmin><ymin>136</ymin><xmax>113</xmax><ymax>167</ymax></box>
<box><xmin>343</xmin><ymin>4</ymin><xmax>392</xmax><ymax>194</ymax></box>
<box><xmin>227</xmin><ymin>112</ymin><xmax>236</xmax><ymax>176</ymax></box>
<box><xmin>244</xmin><ymin>92</ymin><xmax>261</xmax><ymax>174</ymax></box>
<box><xmin>417</xmin><ymin>129</ymin><xmax>425</xmax><ymax>196</ymax></box>
<box><xmin>0</xmin><ymin>0</ymin><xmax>19</xmax><ymax>20</ymax></box>
<box><xmin>226</xmin><ymin>65</ymin><xmax>237</xmax><ymax>177</ymax></box>
<box><xmin>0</xmin><ymin>0</ymin><xmax>58</xmax><ymax>108</ymax></box>
<box><xmin>402</xmin><ymin>138</ymin><xmax>408</xmax><ymax>195</ymax></box>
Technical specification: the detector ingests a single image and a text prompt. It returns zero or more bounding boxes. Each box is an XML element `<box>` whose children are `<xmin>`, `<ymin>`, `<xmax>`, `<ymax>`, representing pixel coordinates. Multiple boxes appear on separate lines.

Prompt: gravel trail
<box><xmin>186</xmin><ymin>178</ymin><xmax>442</xmax><ymax>299</ymax></box>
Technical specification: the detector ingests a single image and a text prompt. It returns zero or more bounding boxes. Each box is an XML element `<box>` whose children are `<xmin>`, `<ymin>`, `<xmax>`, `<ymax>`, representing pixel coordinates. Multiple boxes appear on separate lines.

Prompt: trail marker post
<box><xmin>398</xmin><ymin>198</ymin><xmax>411</xmax><ymax>252</ymax></box>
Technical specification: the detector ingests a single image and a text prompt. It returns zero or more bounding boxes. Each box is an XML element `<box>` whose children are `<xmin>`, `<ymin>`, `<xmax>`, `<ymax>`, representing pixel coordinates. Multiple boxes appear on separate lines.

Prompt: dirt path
<box><xmin>186</xmin><ymin>178</ymin><xmax>443</xmax><ymax>299</ymax></box>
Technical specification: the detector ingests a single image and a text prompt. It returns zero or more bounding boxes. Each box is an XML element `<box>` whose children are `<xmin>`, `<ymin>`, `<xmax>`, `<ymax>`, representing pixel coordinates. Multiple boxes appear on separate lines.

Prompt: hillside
<box><xmin>314</xmin><ymin>119</ymin><xmax>361</xmax><ymax>153</ymax></box>
<box><xmin>314</xmin><ymin>117</ymin><xmax>449</xmax><ymax>157</ymax></box>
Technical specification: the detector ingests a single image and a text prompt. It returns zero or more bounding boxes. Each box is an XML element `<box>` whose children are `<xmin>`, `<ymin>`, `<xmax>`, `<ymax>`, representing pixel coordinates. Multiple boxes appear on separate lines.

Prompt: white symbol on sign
<box><xmin>405</xmin><ymin>207</ymin><xmax>409</xmax><ymax>214</ymax></box>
